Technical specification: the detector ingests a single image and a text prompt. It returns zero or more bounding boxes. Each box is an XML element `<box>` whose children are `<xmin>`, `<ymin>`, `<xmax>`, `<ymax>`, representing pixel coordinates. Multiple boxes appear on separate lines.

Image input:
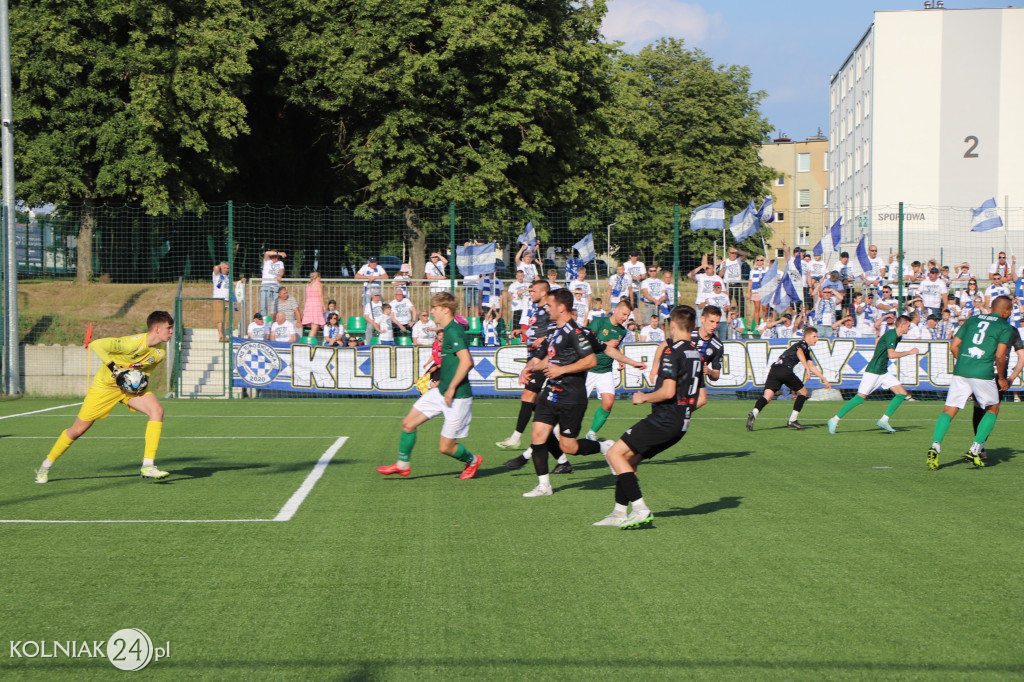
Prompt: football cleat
<box><xmin>746</xmin><ymin>412</ymin><xmax>756</xmax><ymax>431</ymax></box>
<box><xmin>827</xmin><ymin>417</ymin><xmax>839</xmax><ymax>435</ymax></box>
<box><xmin>140</xmin><ymin>465</ymin><xmax>170</xmax><ymax>480</ymax></box>
<box><xmin>593</xmin><ymin>514</ymin><xmax>627</xmax><ymax>527</ymax></box>
<box><xmin>927</xmin><ymin>447</ymin><xmax>939</xmax><ymax>471</ymax></box>
<box><xmin>34</xmin><ymin>468</ymin><xmax>48</xmax><ymax>484</ymax></box>
<box><xmin>522</xmin><ymin>483</ymin><xmax>553</xmax><ymax>497</ymax></box>
<box><xmin>376</xmin><ymin>463</ymin><xmax>411</xmax><ymax>477</ymax></box>
<box><xmin>496</xmin><ymin>434</ymin><xmax>521</xmax><ymax>449</ymax></box>
<box><xmin>620</xmin><ymin>509</ymin><xmax>653</xmax><ymax>529</ymax></box>
<box><xmin>876</xmin><ymin>419</ymin><xmax>895</xmax><ymax>433</ymax></box>
<box><xmin>459</xmin><ymin>455</ymin><xmax>482</xmax><ymax>480</ymax></box>
<box><xmin>585</xmin><ymin>430</ymin><xmax>598</xmax><ymax>441</ymax></box>
<box><xmin>504</xmin><ymin>454</ymin><xmax>528</xmax><ymax>470</ymax></box>
<box><xmin>787</xmin><ymin>420</ymin><xmax>806</xmax><ymax>430</ymax></box>
<box><xmin>551</xmin><ymin>462</ymin><xmax>573</xmax><ymax>475</ymax></box>
<box><xmin>966</xmin><ymin>453</ymin><xmax>985</xmax><ymax>469</ymax></box>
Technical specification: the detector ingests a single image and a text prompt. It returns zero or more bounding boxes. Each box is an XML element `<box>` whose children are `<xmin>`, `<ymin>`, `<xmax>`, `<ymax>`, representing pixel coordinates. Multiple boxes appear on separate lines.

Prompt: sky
<box><xmin>600</xmin><ymin>0</ymin><xmax>1014</xmax><ymax>141</ymax></box>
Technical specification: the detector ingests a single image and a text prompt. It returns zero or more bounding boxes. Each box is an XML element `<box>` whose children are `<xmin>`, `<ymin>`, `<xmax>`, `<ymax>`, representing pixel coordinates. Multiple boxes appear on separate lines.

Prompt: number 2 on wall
<box><xmin>964</xmin><ymin>136</ymin><xmax>979</xmax><ymax>158</ymax></box>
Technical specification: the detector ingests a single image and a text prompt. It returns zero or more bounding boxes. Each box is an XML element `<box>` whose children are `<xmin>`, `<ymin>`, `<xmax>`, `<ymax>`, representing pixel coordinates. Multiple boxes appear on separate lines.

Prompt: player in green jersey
<box><xmin>927</xmin><ymin>296</ymin><xmax>1015</xmax><ymax>470</ymax></box>
<box><xmin>827</xmin><ymin>315</ymin><xmax>919</xmax><ymax>434</ymax></box>
<box><xmin>377</xmin><ymin>292</ymin><xmax>482</xmax><ymax>479</ymax></box>
<box><xmin>583</xmin><ymin>300</ymin><xmax>632</xmax><ymax>440</ymax></box>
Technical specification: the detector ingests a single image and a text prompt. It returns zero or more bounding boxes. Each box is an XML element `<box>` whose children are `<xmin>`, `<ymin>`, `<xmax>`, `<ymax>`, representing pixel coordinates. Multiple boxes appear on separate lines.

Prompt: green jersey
<box><xmin>438</xmin><ymin>320</ymin><xmax>473</xmax><ymax>398</ymax></box>
<box><xmin>866</xmin><ymin>329</ymin><xmax>900</xmax><ymax>375</ymax></box>
<box><xmin>588</xmin><ymin>317</ymin><xmax>627</xmax><ymax>373</ymax></box>
<box><xmin>953</xmin><ymin>313</ymin><xmax>1014</xmax><ymax>380</ymax></box>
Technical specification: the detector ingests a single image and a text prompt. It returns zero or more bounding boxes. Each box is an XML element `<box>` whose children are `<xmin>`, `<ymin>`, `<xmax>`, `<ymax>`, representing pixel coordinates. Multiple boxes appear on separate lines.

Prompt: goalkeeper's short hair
<box><xmin>147</xmin><ymin>310</ymin><xmax>174</xmax><ymax>329</ymax></box>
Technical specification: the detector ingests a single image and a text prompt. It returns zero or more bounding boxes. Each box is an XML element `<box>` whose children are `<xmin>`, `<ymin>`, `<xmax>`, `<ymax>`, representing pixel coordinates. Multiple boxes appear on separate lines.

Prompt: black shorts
<box><xmin>764</xmin><ymin>365</ymin><xmax>804</xmax><ymax>393</ymax></box>
<box><xmin>533</xmin><ymin>398</ymin><xmax>588</xmax><ymax>438</ymax></box>
<box><xmin>524</xmin><ymin>368</ymin><xmax>546</xmax><ymax>394</ymax></box>
<box><xmin>620</xmin><ymin>414</ymin><xmax>688</xmax><ymax>460</ymax></box>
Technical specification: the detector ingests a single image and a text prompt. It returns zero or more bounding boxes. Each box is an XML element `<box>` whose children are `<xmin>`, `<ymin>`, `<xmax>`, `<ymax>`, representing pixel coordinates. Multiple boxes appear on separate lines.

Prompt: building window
<box><xmin>798</xmin><ymin>227</ymin><xmax>810</xmax><ymax>246</ymax></box>
<box><xmin>863</xmin><ymin>91</ymin><xmax>870</xmax><ymax>116</ymax></box>
<box><xmin>776</xmin><ymin>175</ymin><xmax>785</xmax><ymax>186</ymax></box>
<box><xmin>823</xmin><ymin>151</ymin><xmax>828</xmax><ymax>171</ymax></box>
<box><xmin>863</xmin><ymin>141</ymin><xmax>870</xmax><ymax>165</ymax></box>
<box><xmin>798</xmin><ymin>189</ymin><xmax>811</xmax><ymax>208</ymax></box>
<box><xmin>776</xmin><ymin>211</ymin><xmax>785</xmax><ymax>222</ymax></box>
<box><xmin>797</xmin><ymin>153</ymin><xmax>810</xmax><ymax>173</ymax></box>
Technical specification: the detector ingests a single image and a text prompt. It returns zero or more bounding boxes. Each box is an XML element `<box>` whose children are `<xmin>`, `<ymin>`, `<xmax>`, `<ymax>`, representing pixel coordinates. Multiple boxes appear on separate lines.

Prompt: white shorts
<box><xmin>586</xmin><ymin>371</ymin><xmax>617</xmax><ymax>398</ymax></box>
<box><xmin>945</xmin><ymin>375</ymin><xmax>1000</xmax><ymax>410</ymax></box>
<box><xmin>857</xmin><ymin>371</ymin><xmax>901</xmax><ymax>396</ymax></box>
<box><xmin>412</xmin><ymin>388</ymin><xmax>473</xmax><ymax>439</ymax></box>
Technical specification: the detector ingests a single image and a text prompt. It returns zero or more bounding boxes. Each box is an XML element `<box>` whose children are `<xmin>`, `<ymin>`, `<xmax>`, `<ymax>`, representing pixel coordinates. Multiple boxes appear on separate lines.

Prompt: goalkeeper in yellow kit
<box><xmin>35</xmin><ymin>311</ymin><xmax>175</xmax><ymax>483</ymax></box>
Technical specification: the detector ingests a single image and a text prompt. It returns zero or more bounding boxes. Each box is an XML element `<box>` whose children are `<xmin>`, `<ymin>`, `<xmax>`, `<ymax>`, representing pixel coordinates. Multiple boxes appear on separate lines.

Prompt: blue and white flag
<box><xmin>690</xmin><ymin>200</ymin><xmax>725</xmax><ymax>231</ymax></box>
<box><xmin>791</xmin><ymin>252</ymin><xmax>803</xmax><ymax>274</ymax></box>
<box><xmin>757</xmin><ymin>258</ymin><xmax>781</xmax><ymax>302</ymax></box>
<box><xmin>756</xmin><ymin>196</ymin><xmax>775</xmax><ymax>224</ymax></box>
<box><xmin>854</xmin><ymin>235</ymin><xmax>873</xmax><ymax>275</ymax></box>
<box><xmin>970</xmin><ymin>198</ymin><xmax>1003</xmax><ymax>232</ymax></box>
<box><xmin>768</xmin><ymin>260</ymin><xmax>801</xmax><ymax>314</ymax></box>
<box><xmin>573</xmin><ymin>232</ymin><xmax>596</xmax><ymax>265</ymax></box>
<box><xmin>729</xmin><ymin>200</ymin><xmax>760</xmax><ymax>242</ymax></box>
<box><xmin>455</xmin><ymin>242</ymin><xmax>497</xmax><ymax>276</ymax></box>
<box><xmin>565</xmin><ymin>257</ymin><xmax>583</xmax><ymax>282</ymax></box>
<box><xmin>813</xmin><ymin>218</ymin><xmax>843</xmax><ymax>257</ymax></box>
<box><xmin>518</xmin><ymin>221</ymin><xmax>538</xmax><ymax>247</ymax></box>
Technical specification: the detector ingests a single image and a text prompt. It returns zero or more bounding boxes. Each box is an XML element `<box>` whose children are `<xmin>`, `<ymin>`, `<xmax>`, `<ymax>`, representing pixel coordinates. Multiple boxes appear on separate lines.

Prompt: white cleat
<box><xmin>522</xmin><ymin>483</ymin><xmax>553</xmax><ymax>497</ymax></box>
<box><xmin>140</xmin><ymin>465</ymin><xmax>170</xmax><ymax>480</ymax></box>
<box><xmin>620</xmin><ymin>509</ymin><xmax>654</xmax><ymax>529</ymax></box>
<box><xmin>585</xmin><ymin>430</ymin><xmax>597</xmax><ymax>441</ymax></box>
<box><xmin>592</xmin><ymin>514</ymin><xmax>627</xmax><ymax>527</ymax></box>
<box><xmin>496</xmin><ymin>434</ymin><xmax>522</xmax><ymax>449</ymax></box>
<box><xmin>34</xmin><ymin>468</ymin><xmax>49</xmax><ymax>484</ymax></box>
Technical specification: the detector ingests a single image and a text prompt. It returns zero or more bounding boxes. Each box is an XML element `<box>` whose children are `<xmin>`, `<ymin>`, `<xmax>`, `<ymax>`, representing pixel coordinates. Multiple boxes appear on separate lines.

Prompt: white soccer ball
<box><xmin>120</xmin><ymin>369</ymin><xmax>149</xmax><ymax>395</ymax></box>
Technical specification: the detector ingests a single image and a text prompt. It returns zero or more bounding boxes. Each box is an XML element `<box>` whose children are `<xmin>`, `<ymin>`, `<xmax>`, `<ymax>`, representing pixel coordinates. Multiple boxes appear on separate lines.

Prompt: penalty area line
<box><xmin>273</xmin><ymin>436</ymin><xmax>348</xmax><ymax>522</ymax></box>
<box><xmin>0</xmin><ymin>402</ymin><xmax>83</xmax><ymax>420</ymax></box>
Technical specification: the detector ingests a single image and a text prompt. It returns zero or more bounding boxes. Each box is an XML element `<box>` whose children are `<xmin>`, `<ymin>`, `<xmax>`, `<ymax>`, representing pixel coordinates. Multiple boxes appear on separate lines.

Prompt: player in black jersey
<box><xmin>497</xmin><ymin>280</ymin><xmax>553</xmax><ymax>455</ymax></box>
<box><xmin>520</xmin><ymin>288</ymin><xmax>597</xmax><ymax>497</ymax></box>
<box><xmin>971</xmin><ymin>332</ymin><xmax>1024</xmax><ymax>460</ymax></box>
<box><xmin>745</xmin><ymin>327</ymin><xmax>831</xmax><ymax>431</ymax></box>
<box><xmin>649</xmin><ymin>305</ymin><xmax>723</xmax><ymax>411</ymax></box>
<box><xmin>594</xmin><ymin>305</ymin><xmax>703</xmax><ymax>529</ymax></box>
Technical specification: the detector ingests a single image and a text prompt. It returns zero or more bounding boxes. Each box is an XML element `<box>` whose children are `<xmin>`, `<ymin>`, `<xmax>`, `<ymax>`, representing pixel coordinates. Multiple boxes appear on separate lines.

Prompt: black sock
<box><xmin>515</xmin><ymin>401</ymin><xmax>534</xmax><ymax>434</ymax></box>
<box><xmin>794</xmin><ymin>394</ymin><xmax>808</xmax><ymax>414</ymax></box>
<box><xmin>546</xmin><ymin>433</ymin><xmax>563</xmax><ymax>457</ymax></box>
<box><xmin>531</xmin><ymin>443</ymin><xmax>549</xmax><ymax>475</ymax></box>
<box><xmin>972</xmin><ymin>402</ymin><xmax>984</xmax><ymax>435</ymax></box>
<box><xmin>754</xmin><ymin>397</ymin><xmax>769</xmax><ymax>412</ymax></box>
<box><xmin>575</xmin><ymin>439</ymin><xmax>601</xmax><ymax>456</ymax></box>
<box><xmin>617</xmin><ymin>471</ymin><xmax>642</xmax><ymax>503</ymax></box>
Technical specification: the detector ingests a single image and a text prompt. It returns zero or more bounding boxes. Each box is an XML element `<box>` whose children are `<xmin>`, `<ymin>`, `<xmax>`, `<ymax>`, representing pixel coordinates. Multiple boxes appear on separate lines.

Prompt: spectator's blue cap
<box><xmin>368</xmin><ymin>256</ymin><xmax>378</xmax><ymax>262</ymax></box>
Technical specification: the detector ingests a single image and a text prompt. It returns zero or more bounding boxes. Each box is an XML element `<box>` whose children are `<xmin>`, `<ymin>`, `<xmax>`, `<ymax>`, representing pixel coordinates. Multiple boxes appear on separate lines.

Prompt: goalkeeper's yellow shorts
<box><xmin>77</xmin><ymin>387</ymin><xmax>152</xmax><ymax>422</ymax></box>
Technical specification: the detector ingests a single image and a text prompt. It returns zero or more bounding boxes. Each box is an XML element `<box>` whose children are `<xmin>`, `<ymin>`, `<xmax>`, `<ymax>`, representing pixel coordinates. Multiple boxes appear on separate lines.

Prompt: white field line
<box><xmin>1</xmin><ymin>436</ymin><xmax>343</xmax><ymax>439</ymax></box>
<box><xmin>0</xmin><ymin>402</ymin><xmax>83</xmax><ymax>420</ymax></box>
<box><xmin>273</xmin><ymin>436</ymin><xmax>347</xmax><ymax>521</ymax></box>
<box><xmin>0</xmin><ymin>436</ymin><xmax>347</xmax><ymax>525</ymax></box>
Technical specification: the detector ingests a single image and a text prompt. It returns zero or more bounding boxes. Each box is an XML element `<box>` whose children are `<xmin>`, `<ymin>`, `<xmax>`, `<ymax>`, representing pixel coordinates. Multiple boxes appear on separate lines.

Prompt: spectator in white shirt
<box><xmin>213</xmin><ymin>261</ymin><xmax>244</xmax><ymax>341</ymax></box>
<box><xmin>545</xmin><ymin>268</ymin><xmax>561</xmax><ymax>292</ymax></box>
<box><xmin>624</xmin><ymin>252</ymin><xmax>646</xmax><ymax>306</ymax></box>
<box><xmin>389</xmin><ymin>288</ymin><xmax>417</xmax><ymax>337</ymax></box>
<box><xmin>516</xmin><ymin>248</ymin><xmax>539</xmax><ymax>283</ymax></box>
<box><xmin>270</xmin><ymin>312</ymin><xmax>297</xmax><ymax>343</ymax></box>
<box><xmin>860</xmin><ymin>244</ymin><xmax>886</xmax><ymax>294</ymax></box>
<box><xmin>918</xmin><ymin>267</ymin><xmax>949</xmax><ymax>317</ymax></box>
<box><xmin>246</xmin><ymin>313</ymin><xmax>267</xmax><ymax>340</ymax></box>
<box><xmin>375</xmin><ymin>304</ymin><xmax>395</xmax><ymax>344</ymax></box>
<box><xmin>567</xmin><ymin>269</ymin><xmax>592</xmax><ymax>305</ymax></box>
<box><xmin>639</xmin><ymin>315</ymin><xmax>665</xmax><ymax>342</ymax></box>
<box><xmin>832</xmin><ymin>315</ymin><xmax>858</xmax><ymax>338</ymax></box>
<box><xmin>356</xmin><ymin>256</ymin><xmax>388</xmax><ymax>306</ymax></box>
<box><xmin>478</xmin><ymin>274</ymin><xmax>504</xmax><ymax>315</ymax></box>
<box><xmin>952</xmin><ymin>262</ymin><xmax>973</xmax><ymax>281</ymax></box>
<box><xmin>259</xmin><ymin>250</ymin><xmax>286</xmax><ymax>317</ymax></box>
<box><xmin>806</xmin><ymin>252</ymin><xmax>828</xmax><ymax>290</ymax></box>
<box><xmin>719</xmin><ymin>248</ymin><xmax>746</xmax><ymax>318</ymax></box>
<box><xmin>572</xmin><ymin>290</ymin><xmax>589</xmax><ymax>323</ymax></box>
<box><xmin>412</xmin><ymin>312</ymin><xmax>437</xmax><ymax>345</ymax></box>
<box><xmin>586</xmin><ymin>298</ymin><xmax>608</xmax><ymax>323</ymax></box>
<box><xmin>989</xmin><ymin>252</ymin><xmax>1014</xmax><ymax>282</ymax></box>
<box><xmin>322</xmin><ymin>313</ymin><xmax>344</xmax><ymax>346</ymax></box>
<box><xmin>640</xmin><ymin>266</ymin><xmax>668</xmax><ymax>321</ymax></box>
<box><xmin>425</xmin><ymin>251</ymin><xmax>448</xmax><ymax>294</ymax></box>
<box><xmin>607</xmin><ymin>263</ymin><xmax>632</xmax><ymax>306</ymax></box>
<box><xmin>875</xmin><ymin>285</ymin><xmax>898</xmax><ymax>313</ymax></box>
<box><xmin>363</xmin><ymin>289</ymin><xmax>385</xmax><ymax>345</ymax></box>
<box><xmin>984</xmin><ymin>273</ymin><xmax>1011</xmax><ymax>309</ymax></box>
<box><xmin>688</xmin><ymin>257</ymin><xmax>724</xmax><ymax>309</ymax></box>
<box><xmin>706</xmin><ymin>281</ymin><xmax>731</xmax><ymax>316</ymax></box>
<box><xmin>958</xmin><ymin>279</ymin><xmax>981</xmax><ymax>308</ymax></box>
<box><xmin>507</xmin><ymin>270</ymin><xmax>530</xmax><ymax>328</ymax></box>
<box><xmin>747</xmin><ymin>255</ymin><xmax>769</xmax><ymax>323</ymax></box>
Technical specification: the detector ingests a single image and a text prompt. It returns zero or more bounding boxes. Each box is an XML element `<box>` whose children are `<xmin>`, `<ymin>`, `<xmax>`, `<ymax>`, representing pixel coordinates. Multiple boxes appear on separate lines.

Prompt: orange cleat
<box><xmin>459</xmin><ymin>455</ymin><xmax>482</xmax><ymax>480</ymax></box>
<box><xmin>377</xmin><ymin>463</ymin><xmax>411</xmax><ymax>477</ymax></box>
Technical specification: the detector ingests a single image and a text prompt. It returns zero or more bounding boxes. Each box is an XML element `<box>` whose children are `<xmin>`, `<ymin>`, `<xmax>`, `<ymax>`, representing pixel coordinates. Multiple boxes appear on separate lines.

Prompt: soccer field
<box><xmin>1</xmin><ymin>396</ymin><xmax>1022</xmax><ymax>679</ymax></box>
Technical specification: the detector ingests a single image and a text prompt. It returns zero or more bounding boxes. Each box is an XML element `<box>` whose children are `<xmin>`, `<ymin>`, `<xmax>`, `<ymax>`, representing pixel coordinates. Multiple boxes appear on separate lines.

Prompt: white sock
<box><xmin>143</xmin><ymin>458</ymin><xmax>154</xmax><ymax>468</ymax></box>
<box><xmin>789</xmin><ymin>410</ymin><xmax>800</xmax><ymax>422</ymax></box>
<box><xmin>556</xmin><ymin>455</ymin><xmax>568</xmax><ymax>465</ymax></box>
<box><xmin>931</xmin><ymin>442</ymin><xmax>941</xmax><ymax>453</ymax></box>
<box><xmin>878</xmin><ymin>414</ymin><xmax>889</xmax><ymax>423</ymax></box>
<box><xmin>512</xmin><ymin>430</ymin><xmax>522</xmax><ymax>439</ymax></box>
<box><xmin>751</xmin><ymin>408</ymin><xmax>760</xmax><ymax>417</ymax></box>
<box><xmin>40</xmin><ymin>459</ymin><xmax>53</xmax><ymax>471</ymax></box>
<box><xmin>523</xmin><ymin>448</ymin><xmax>533</xmax><ymax>460</ymax></box>
<box><xmin>632</xmin><ymin>497</ymin><xmax>649</xmax><ymax>513</ymax></box>
<box><xmin>396</xmin><ymin>460</ymin><xmax>410</xmax><ymax>470</ymax></box>
<box><xmin>612</xmin><ymin>503</ymin><xmax>628</xmax><ymax>517</ymax></box>
<box><xmin>538</xmin><ymin>474</ymin><xmax>551</xmax><ymax>488</ymax></box>
<box><xmin>831</xmin><ymin>415</ymin><xmax>839</xmax><ymax>422</ymax></box>
<box><xmin>969</xmin><ymin>442</ymin><xmax>982</xmax><ymax>455</ymax></box>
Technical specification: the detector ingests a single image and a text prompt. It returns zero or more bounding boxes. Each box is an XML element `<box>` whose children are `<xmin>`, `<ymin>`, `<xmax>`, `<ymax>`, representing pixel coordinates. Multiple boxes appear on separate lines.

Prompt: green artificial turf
<box><xmin>1</xmin><ymin>397</ymin><xmax>1022</xmax><ymax>679</ymax></box>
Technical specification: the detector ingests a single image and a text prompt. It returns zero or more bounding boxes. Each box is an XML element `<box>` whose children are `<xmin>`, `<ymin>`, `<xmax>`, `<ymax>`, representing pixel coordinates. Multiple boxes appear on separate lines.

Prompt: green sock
<box><xmin>975</xmin><ymin>412</ymin><xmax>998</xmax><ymax>446</ymax></box>
<box><xmin>398</xmin><ymin>430</ymin><xmax>416</xmax><ymax>462</ymax></box>
<box><xmin>836</xmin><ymin>394</ymin><xmax>865</xmax><ymax>419</ymax></box>
<box><xmin>452</xmin><ymin>443</ymin><xmax>475</xmax><ymax>464</ymax></box>
<box><xmin>591</xmin><ymin>406</ymin><xmax>611</xmax><ymax>433</ymax></box>
<box><xmin>884</xmin><ymin>393</ymin><xmax>906</xmax><ymax>418</ymax></box>
<box><xmin>931</xmin><ymin>413</ymin><xmax>953</xmax><ymax>444</ymax></box>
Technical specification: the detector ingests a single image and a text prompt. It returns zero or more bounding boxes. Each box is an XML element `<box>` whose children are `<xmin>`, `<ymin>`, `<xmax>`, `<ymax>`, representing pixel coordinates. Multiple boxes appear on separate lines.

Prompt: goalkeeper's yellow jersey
<box><xmin>90</xmin><ymin>334</ymin><xmax>166</xmax><ymax>391</ymax></box>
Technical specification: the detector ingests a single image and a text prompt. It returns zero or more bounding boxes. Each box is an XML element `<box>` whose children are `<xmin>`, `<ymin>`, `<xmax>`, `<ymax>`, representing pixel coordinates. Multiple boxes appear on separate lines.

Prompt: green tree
<box><xmin>10</xmin><ymin>0</ymin><xmax>262</xmax><ymax>282</ymax></box>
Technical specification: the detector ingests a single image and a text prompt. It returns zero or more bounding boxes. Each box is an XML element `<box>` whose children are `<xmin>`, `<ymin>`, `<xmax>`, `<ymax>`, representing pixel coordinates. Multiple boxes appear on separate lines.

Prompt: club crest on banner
<box><xmin>235</xmin><ymin>341</ymin><xmax>283</xmax><ymax>386</ymax></box>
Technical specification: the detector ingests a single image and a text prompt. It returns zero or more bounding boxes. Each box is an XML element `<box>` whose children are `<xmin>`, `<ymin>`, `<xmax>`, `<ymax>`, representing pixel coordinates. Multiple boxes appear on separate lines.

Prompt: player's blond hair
<box><xmin>430</xmin><ymin>292</ymin><xmax>457</xmax><ymax>315</ymax></box>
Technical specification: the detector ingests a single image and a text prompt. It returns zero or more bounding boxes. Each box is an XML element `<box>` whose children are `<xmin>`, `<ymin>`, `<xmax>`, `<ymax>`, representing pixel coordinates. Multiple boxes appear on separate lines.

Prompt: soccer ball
<box><xmin>118</xmin><ymin>369</ymin><xmax>149</xmax><ymax>395</ymax></box>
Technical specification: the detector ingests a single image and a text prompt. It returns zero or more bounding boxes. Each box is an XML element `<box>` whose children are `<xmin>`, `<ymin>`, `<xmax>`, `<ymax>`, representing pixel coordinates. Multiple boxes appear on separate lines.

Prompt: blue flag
<box><xmin>757</xmin><ymin>258</ymin><xmax>781</xmax><ymax>302</ymax></box>
<box><xmin>756</xmin><ymin>196</ymin><xmax>775</xmax><ymax>224</ymax></box>
<box><xmin>828</xmin><ymin>218</ymin><xmax>843</xmax><ymax>250</ymax></box>
<box><xmin>970</xmin><ymin>198</ymin><xmax>1003</xmax><ymax>232</ymax></box>
<box><xmin>517</xmin><ymin>221</ymin><xmax>538</xmax><ymax>247</ymax></box>
<box><xmin>854</xmin><ymin>236</ymin><xmax>873</xmax><ymax>275</ymax></box>
<box><xmin>573</xmin><ymin>233</ymin><xmax>596</xmax><ymax>265</ymax></box>
<box><xmin>455</xmin><ymin>242</ymin><xmax>497</xmax><ymax>276</ymax></box>
<box><xmin>729</xmin><ymin>200</ymin><xmax>760</xmax><ymax>242</ymax></box>
<box><xmin>812</xmin><ymin>218</ymin><xmax>843</xmax><ymax>258</ymax></box>
<box><xmin>812</xmin><ymin>239</ymin><xmax>824</xmax><ymax>258</ymax></box>
<box><xmin>690</xmin><ymin>200</ymin><xmax>725</xmax><ymax>231</ymax></box>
